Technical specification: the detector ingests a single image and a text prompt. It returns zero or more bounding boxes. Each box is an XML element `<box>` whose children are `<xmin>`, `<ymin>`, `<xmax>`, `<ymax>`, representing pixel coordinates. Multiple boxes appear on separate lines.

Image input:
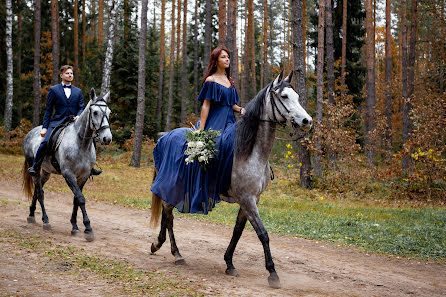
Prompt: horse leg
<box><xmin>30</xmin><ymin>172</ymin><xmax>51</xmax><ymax>230</ymax></box>
<box><xmin>224</xmin><ymin>208</ymin><xmax>247</xmax><ymax>276</ymax></box>
<box><xmin>151</xmin><ymin>205</ymin><xmax>168</xmax><ymax>253</ymax></box>
<box><xmin>241</xmin><ymin>198</ymin><xmax>281</xmax><ymax>289</ymax></box>
<box><xmin>164</xmin><ymin>204</ymin><xmax>185</xmax><ymax>265</ymax></box>
<box><xmin>62</xmin><ymin>171</ymin><xmax>94</xmax><ymax>242</ymax></box>
<box><xmin>70</xmin><ymin>177</ymin><xmax>88</xmax><ymax>237</ymax></box>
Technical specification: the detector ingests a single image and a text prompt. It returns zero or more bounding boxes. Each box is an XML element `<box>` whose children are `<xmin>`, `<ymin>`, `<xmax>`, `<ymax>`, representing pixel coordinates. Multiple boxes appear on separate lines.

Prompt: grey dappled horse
<box><xmin>22</xmin><ymin>89</ymin><xmax>112</xmax><ymax>242</ymax></box>
<box><xmin>150</xmin><ymin>71</ymin><xmax>313</xmax><ymax>289</ymax></box>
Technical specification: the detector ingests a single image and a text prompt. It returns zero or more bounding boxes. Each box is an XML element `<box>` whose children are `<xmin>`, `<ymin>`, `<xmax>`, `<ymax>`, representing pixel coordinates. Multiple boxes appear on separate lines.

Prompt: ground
<box><xmin>0</xmin><ymin>180</ymin><xmax>445</xmax><ymax>297</ymax></box>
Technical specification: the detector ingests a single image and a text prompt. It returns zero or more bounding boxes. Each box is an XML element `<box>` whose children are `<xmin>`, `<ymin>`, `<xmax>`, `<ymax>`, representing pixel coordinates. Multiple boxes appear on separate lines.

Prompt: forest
<box><xmin>0</xmin><ymin>0</ymin><xmax>445</xmax><ymax>201</ymax></box>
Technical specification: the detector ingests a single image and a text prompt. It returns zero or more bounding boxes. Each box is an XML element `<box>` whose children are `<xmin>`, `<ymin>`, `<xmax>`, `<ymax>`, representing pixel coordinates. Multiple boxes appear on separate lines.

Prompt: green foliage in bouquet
<box><xmin>184</xmin><ymin>128</ymin><xmax>221</xmax><ymax>169</ymax></box>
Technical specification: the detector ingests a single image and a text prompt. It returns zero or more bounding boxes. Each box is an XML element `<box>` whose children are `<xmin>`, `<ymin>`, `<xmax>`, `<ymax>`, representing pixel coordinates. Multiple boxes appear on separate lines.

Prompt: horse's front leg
<box><xmin>240</xmin><ymin>197</ymin><xmax>280</xmax><ymax>289</ymax></box>
<box><xmin>224</xmin><ymin>208</ymin><xmax>247</xmax><ymax>276</ymax></box>
<box><xmin>70</xmin><ymin>177</ymin><xmax>88</xmax><ymax>237</ymax></box>
<box><xmin>62</xmin><ymin>171</ymin><xmax>94</xmax><ymax>241</ymax></box>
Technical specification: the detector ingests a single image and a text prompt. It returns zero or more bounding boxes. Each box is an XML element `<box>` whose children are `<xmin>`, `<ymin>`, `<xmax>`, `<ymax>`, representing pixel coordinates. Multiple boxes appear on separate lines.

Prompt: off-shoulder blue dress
<box><xmin>150</xmin><ymin>82</ymin><xmax>240</xmax><ymax>214</ymax></box>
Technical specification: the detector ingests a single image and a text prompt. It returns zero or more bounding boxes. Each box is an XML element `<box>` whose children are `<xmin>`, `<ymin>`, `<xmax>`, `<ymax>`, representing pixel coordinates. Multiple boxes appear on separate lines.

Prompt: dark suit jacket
<box><xmin>42</xmin><ymin>84</ymin><xmax>85</xmax><ymax>129</ymax></box>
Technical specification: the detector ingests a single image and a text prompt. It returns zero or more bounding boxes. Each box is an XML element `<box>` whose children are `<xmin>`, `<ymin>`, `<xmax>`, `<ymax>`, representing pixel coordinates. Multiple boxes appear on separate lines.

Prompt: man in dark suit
<box><xmin>28</xmin><ymin>65</ymin><xmax>101</xmax><ymax>176</ymax></box>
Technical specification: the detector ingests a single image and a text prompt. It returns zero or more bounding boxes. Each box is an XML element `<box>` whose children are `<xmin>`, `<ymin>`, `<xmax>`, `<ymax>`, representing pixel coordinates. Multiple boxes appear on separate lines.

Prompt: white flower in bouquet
<box><xmin>188</xmin><ymin>141</ymin><xmax>196</xmax><ymax>148</ymax></box>
<box><xmin>196</xmin><ymin>141</ymin><xmax>205</xmax><ymax>148</ymax></box>
<box><xmin>198</xmin><ymin>156</ymin><xmax>206</xmax><ymax>162</ymax></box>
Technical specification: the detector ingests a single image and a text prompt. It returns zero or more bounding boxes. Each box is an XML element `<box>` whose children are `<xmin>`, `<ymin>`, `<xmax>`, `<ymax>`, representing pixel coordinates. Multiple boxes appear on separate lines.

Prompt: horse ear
<box><xmin>284</xmin><ymin>70</ymin><xmax>294</xmax><ymax>83</ymax></box>
<box><xmin>90</xmin><ymin>88</ymin><xmax>96</xmax><ymax>101</ymax></box>
<box><xmin>273</xmin><ymin>70</ymin><xmax>284</xmax><ymax>86</ymax></box>
<box><xmin>103</xmin><ymin>92</ymin><xmax>110</xmax><ymax>103</ymax></box>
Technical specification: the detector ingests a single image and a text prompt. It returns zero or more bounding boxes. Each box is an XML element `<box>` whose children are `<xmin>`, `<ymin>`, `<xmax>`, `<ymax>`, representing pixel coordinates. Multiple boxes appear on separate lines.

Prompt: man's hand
<box><xmin>74</xmin><ymin>116</ymin><xmax>79</xmax><ymax>121</ymax></box>
<box><xmin>40</xmin><ymin>128</ymin><xmax>47</xmax><ymax>138</ymax></box>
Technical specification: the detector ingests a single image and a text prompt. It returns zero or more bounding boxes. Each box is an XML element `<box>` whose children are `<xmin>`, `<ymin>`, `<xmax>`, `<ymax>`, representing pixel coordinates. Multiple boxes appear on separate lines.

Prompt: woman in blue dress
<box><xmin>151</xmin><ymin>46</ymin><xmax>245</xmax><ymax>214</ymax></box>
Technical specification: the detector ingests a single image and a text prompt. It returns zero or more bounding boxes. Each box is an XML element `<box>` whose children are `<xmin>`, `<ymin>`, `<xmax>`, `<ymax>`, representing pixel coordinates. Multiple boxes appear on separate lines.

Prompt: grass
<box><xmin>1</xmin><ymin>152</ymin><xmax>445</xmax><ymax>261</ymax></box>
<box><xmin>0</xmin><ymin>229</ymin><xmax>204</xmax><ymax>296</ymax></box>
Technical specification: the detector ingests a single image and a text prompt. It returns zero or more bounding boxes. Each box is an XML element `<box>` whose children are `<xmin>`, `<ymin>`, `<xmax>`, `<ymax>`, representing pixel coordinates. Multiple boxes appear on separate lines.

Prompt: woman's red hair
<box><xmin>202</xmin><ymin>45</ymin><xmax>235</xmax><ymax>86</ymax></box>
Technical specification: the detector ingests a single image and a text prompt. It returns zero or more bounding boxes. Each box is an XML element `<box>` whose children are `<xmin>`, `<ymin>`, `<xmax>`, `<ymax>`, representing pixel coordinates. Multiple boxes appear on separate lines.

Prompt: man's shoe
<box><xmin>28</xmin><ymin>166</ymin><xmax>38</xmax><ymax>176</ymax></box>
<box><xmin>90</xmin><ymin>168</ymin><xmax>102</xmax><ymax>176</ymax></box>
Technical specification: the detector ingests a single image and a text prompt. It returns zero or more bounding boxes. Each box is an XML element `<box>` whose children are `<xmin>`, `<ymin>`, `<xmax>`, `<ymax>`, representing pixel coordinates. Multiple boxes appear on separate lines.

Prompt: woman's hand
<box><xmin>40</xmin><ymin>128</ymin><xmax>47</xmax><ymax>138</ymax></box>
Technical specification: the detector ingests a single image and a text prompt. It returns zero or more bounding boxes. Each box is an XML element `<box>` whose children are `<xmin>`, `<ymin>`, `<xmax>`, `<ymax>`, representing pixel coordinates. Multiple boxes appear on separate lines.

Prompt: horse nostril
<box><xmin>303</xmin><ymin>118</ymin><xmax>309</xmax><ymax>125</ymax></box>
<box><xmin>103</xmin><ymin>137</ymin><xmax>107</xmax><ymax>143</ymax></box>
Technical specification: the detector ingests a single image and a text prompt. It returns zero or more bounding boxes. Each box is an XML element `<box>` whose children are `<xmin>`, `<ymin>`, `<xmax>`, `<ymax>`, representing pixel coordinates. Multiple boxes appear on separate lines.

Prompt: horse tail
<box><xmin>150</xmin><ymin>169</ymin><xmax>162</xmax><ymax>228</ymax></box>
<box><xmin>22</xmin><ymin>160</ymin><xmax>33</xmax><ymax>201</ymax></box>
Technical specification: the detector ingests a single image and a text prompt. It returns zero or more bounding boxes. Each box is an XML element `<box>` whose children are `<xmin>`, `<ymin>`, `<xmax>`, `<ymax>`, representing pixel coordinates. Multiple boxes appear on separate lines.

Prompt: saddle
<box><xmin>47</xmin><ymin>118</ymin><xmax>75</xmax><ymax>173</ymax></box>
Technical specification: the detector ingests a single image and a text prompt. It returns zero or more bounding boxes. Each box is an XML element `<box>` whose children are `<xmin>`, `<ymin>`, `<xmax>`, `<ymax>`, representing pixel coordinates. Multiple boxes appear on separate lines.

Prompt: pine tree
<box><xmin>74</xmin><ymin>0</ymin><xmax>80</xmax><ymax>84</ymax></box>
<box><xmin>51</xmin><ymin>0</ymin><xmax>59</xmax><ymax>85</ymax></box>
<box><xmin>165</xmin><ymin>0</ymin><xmax>176</xmax><ymax>131</ymax></box>
<box><xmin>385</xmin><ymin>0</ymin><xmax>392</xmax><ymax>152</ymax></box>
<box><xmin>157</xmin><ymin>0</ymin><xmax>166</xmax><ymax>131</ymax></box>
<box><xmin>33</xmin><ymin>0</ymin><xmax>41</xmax><ymax>127</ymax></box>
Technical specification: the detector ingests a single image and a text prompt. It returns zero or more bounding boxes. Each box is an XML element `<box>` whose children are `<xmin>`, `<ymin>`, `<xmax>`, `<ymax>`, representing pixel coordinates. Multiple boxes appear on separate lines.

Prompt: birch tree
<box><xmin>130</xmin><ymin>0</ymin><xmax>148</xmax><ymax>168</ymax></box>
<box><xmin>100</xmin><ymin>0</ymin><xmax>118</xmax><ymax>96</ymax></box>
<box><xmin>4</xmin><ymin>0</ymin><xmax>13</xmax><ymax>132</ymax></box>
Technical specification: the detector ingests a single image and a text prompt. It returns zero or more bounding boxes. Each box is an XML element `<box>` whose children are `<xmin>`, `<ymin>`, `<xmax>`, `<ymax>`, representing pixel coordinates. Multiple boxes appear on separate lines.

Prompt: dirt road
<box><xmin>0</xmin><ymin>180</ymin><xmax>444</xmax><ymax>297</ymax></box>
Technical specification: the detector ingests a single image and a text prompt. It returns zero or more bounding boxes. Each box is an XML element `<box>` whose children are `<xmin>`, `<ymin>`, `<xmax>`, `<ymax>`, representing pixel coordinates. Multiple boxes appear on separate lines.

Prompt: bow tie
<box><xmin>63</xmin><ymin>85</ymin><xmax>71</xmax><ymax>89</ymax></box>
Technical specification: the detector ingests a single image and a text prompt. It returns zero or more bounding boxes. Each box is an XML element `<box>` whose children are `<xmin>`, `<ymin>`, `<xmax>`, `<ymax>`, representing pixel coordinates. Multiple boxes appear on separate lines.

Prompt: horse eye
<box><xmin>93</xmin><ymin>111</ymin><xmax>98</xmax><ymax>116</ymax></box>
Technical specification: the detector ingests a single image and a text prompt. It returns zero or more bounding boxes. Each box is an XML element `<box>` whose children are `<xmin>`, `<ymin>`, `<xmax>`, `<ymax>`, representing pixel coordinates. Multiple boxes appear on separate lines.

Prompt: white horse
<box><xmin>150</xmin><ymin>71</ymin><xmax>312</xmax><ymax>288</ymax></box>
<box><xmin>22</xmin><ymin>89</ymin><xmax>112</xmax><ymax>241</ymax></box>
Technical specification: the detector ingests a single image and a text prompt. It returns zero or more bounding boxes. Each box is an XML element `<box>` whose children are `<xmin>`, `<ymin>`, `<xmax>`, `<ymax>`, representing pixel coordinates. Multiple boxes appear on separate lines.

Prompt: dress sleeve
<box><xmin>197</xmin><ymin>82</ymin><xmax>216</xmax><ymax>103</ymax></box>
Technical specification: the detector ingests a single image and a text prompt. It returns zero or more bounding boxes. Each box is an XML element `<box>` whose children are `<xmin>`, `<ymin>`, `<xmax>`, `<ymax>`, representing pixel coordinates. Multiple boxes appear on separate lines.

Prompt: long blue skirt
<box><xmin>150</xmin><ymin>123</ymin><xmax>235</xmax><ymax>214</ymax></box>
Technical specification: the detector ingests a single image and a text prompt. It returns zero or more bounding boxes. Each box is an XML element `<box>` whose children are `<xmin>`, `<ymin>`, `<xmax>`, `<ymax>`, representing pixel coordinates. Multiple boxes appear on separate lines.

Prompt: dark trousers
<box><xmin>31</xmin><ymin>127</ymin><xmax>54</xmax><ymax>168</ymax></box>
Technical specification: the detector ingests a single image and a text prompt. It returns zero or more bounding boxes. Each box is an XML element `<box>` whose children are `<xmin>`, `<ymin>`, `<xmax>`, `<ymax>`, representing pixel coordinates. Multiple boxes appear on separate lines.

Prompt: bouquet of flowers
<box><xmin>184</xmin><ymin>128</ymin><xmax>221</xmax><ymax>168</ymax></box>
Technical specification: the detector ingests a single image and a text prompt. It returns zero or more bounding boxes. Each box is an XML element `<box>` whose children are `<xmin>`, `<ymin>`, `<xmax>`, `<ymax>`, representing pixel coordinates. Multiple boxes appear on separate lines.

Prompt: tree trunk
<box><xmin>130</xmin><ymin>0</ymin><xmax>148</xmax><ymax>168</ymax></box>
<box><xmin>74</xmin><ymin>0</ymin><xmax>80</xmax><ymax>84</ymax></box>
<box><xmin>124</xmin><ymin>0</ymin><xmax>129</xmax><ymax>41</ymax></box>
<box><xmin>385</xmin><ymin>0</ymin><xmax>392</xmax><ymax>153</ymax></box>
<box><xmin>100</xmin><ymin>0</ymin><xmax>117</xmax><ymax>96</ymax></box>
<box><xmin>157</xmin><ymin>0</ymin><xmax>166</xmax><ymax>132</ymax></box>
<box><xmin>91</xmin><ymin>0</ymin><xmax>96</xmax><ymax>40</ymax></box>
<box><xmin>218</xmin><ymin>0</ymin><xmax>227</xmax><ymax>44</ymax></box>
<box><xmin>181</xmin><ymin>0</ymin><xmax>188</xmax><ymax>123</ymax></box>
<box><xmin>193</xmin><ymin>0</ymin><xmax>199</xmax><ymax>114</ymax></box>
<box><xmin>401</xmin><ymin>0</ymin><xmax>408</xmax><ymax>120</ymax></box>
<box><xmin>33</xmin><ymin>0</ymin><xmax>41</xmax><ymax>127</ymax></box>
<box><xmin>262</xmin><ymin>0</ymin><xmax>268</xmax><ymax>88</ymax></box>
<box><xmin>17</xmin><ymin>0</ymin><xmax>23</xmax><ymax>122</ymax></box>
<box><xmin>314</xmin><ymin>0</ymin><xmax>325</xmax><ymax>178</ymax></box>
<box><xmin>246</xmin><ymin>0</ymin><xmax>256</xmax><ymax>100</ymax></box>
<box><xmin>165</xmin><ymin>0</ymin><xmax>176</xmax><ymax>131</ymax></box>
<box><xmin>98</xmin><ymin>0</ymin><xmax>104</xmax><ymax>46</ymax></box>
<box><xmin>292</xmin><ymin>0</ymin><xmax>312</xmax><ymax>188</ymax></box>
<box><xmin>176</xmin><ymin>0</ymin><xmax>181</xmax><ymax>61</ymax></box>
<box><xmin>203</xmin><ymin>0</ymin><xmax>212</xmax><ymax>71</ymax></box>
<box><xmin>227</xmin><ymin>0</ymin><xmax>238</xmax><ymax>89</ymax></box>
<box><xmin>341</xmin><ymin>0</ymin><xmax>347</xmax><ymax>98</ymax></box>
<box><xmin>4</xmin><ymin>0</ymin><xmax>13</xmax><ymax>132</ymax></box>
<box><xmin>82</xmin><ymin>0</ymin><xmax>86</xmax><ymax>64</ymax></box>
<box><xmin>51</xmin><ymin>0</ymin><xmax>59</xmax><ymax>85</ymax></box>
<box><xmin>325</xmin><ymin>0</ymin><xmax>334</xmax><ymax>105</ymax></box>
<box><xmin>365</xmin><ymin>0</ymin><xmax>376</xmax><ymax>167</ymax></box>
<box><xmin>402</xmin><ymin>0</ymin><xmax>418</xmax><ymax>171</ymax></box>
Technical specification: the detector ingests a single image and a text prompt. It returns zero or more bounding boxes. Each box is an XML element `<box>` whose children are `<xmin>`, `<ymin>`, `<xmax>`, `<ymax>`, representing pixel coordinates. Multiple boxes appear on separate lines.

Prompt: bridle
<box><xmin>260</xmin><ymin>84</ymin><xmax>307</xmax><ymax>141</ymax></box>
<box><xmin>89</xmin><ymin>98</ymin><xmax>110</xmax><ymax>134</ymax></box>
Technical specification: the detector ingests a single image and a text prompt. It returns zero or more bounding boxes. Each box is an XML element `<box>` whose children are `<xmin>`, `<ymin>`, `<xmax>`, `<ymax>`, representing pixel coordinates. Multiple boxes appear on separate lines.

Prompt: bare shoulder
<box><xmin>205</xmin><ymin>76</ymin><xmax>215</xmax><ymax>82</ymax></box>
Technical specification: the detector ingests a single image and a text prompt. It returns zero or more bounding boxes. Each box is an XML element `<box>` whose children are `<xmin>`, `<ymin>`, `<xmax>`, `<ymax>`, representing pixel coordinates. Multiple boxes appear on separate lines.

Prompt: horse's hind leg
<box><xmin>28</xmin><ymin>172</ymin><xmax>51</xmax><ymax>230</ymax></box>
<box><xmin>224</xmin><ymin>208</ymin><xmax>247</xmax><ymax>276</ymax></box>
<box><xmin>164</xmin><ymin>204</ymin><xmax>185</xmax><ymax>265</ymax></box>
<box><xmin>151</xmin><ymin>204</ymin><xmax>168</xmax><ymax>253</ymax></box>
<box><xmin>240</xmin><ymin>198</ymin><xmax>280</xmax><ymax>289</ymax></box>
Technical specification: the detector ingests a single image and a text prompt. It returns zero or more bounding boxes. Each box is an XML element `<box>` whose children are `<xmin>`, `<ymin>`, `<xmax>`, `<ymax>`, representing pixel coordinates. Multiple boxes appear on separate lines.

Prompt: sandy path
<box><xmin>0</xmin><ymin>180</ymin><xmax>444</xmax><ymax>297</ymax></box>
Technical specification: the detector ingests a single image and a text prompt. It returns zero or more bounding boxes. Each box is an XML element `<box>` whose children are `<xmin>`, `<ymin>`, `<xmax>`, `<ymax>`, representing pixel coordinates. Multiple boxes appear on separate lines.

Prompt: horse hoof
<box><xmin>151</xmin><ymin>243</ymin><xmax>159</xmax><ymax>254</ymax></box>
<box><xmin>27</xmin><ymin>216</ymin><xmax>36</xmax><ymax>224</ymax></box>
<box><xmin>43</xmin><ymin>223</ymin><xmax>51</xmax><ymax>230</ymax></box>
<box><xmin>84</xmin><ymin>232</ymin><xmax>95</xmax><ymax>242</ymax></box>
<box><xmin>268</xmin><ymin>272</ymin><xmax>281</xmax><ymax>289</ymax></box>
<box><xmin>225</xmin><ymin>268</ymin><xmax>238</xmax><ymax>277</ymax></box>
<box><xmin>71</xmin><ymin>229</ymin><xmax>81</xmax><ymax>236</ymax></box>
<box><xmin>175</xmin><ymin>258</ymin><xmax>186</xmax><ymax>265</ymax></box>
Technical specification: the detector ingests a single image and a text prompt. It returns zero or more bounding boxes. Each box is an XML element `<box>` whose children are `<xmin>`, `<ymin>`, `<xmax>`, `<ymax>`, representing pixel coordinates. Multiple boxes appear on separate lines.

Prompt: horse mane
<box><xmin>234</xmin><ymin>82</ymin><xmax>271</xmax><ymax>160</ymax></box>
